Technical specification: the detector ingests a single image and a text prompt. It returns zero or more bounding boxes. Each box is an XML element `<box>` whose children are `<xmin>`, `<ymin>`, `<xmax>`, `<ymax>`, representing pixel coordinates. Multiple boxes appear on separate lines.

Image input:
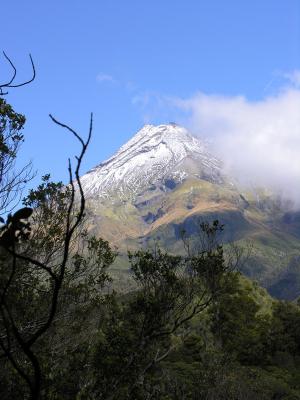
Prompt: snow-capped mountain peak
<box><xmin>81</xmin><ymin>124</ymin><xmax>223</xmax><ymax>199</ymax></box>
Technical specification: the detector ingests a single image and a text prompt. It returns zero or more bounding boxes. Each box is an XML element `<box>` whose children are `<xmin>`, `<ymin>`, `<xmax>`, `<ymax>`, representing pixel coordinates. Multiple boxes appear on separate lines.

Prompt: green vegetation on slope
<box><xmin>88</xmin><ymin>177</ymin><xmax>300</xmax><ymax>300</ymax></box>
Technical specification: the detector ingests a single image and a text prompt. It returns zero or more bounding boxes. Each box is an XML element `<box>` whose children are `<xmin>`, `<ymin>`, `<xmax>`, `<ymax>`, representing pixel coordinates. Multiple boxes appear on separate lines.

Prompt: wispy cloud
<box><xmin>96</xmin><ymin>73</ymin><xmax>116</xmax><ymax>84</ymax></box>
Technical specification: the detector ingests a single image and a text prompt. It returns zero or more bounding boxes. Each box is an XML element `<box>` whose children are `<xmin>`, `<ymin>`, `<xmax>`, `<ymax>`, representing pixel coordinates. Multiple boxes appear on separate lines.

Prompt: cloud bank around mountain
<box><xmin>166</xmin><ymin>73</ymin><xmax>300</xmax><ymax>207</ymax></box>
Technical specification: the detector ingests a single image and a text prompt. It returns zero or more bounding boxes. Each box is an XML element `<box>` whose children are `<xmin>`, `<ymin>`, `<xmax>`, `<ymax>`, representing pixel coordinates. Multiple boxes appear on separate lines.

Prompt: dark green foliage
<box><xmin>2</xmin><ymin>177</ymin><xmax>300</xmax><ymax>399</ymax></box>
<box><xmin>0</xmin><ymin>97</ymin><xmax>25</xmax><ymax>155</ymax></box>
<box><xmin>86</xmin><ymin>239</ymin><xmax>227</xmax><ymax>399</ymax></box>
<box><xmin>269</xmin><ymin>301</ymin><xmax>300</xmax><ymax>359</ymax></box>
<box><xmin>0</xmin><ymin>97</ymin><xmax>31</xmax><ymax>214</ymax></box>
<box><xmin>2</xmin><ymin>203</ymin><xmax>300</xmax><ymax>398</ymax></box>
<box><xmin>210</xmin><ymin>272</ymin><xmax>272</xmax><ymax>365</ymax></box>
<box><xmin>0</xmin><ymin>180</ymin><xmax>115</xmax><ymax>399</ymax></box>
<box><xmin>156</xmin><ymin>280</ymin><xmax>300</xmax><ymax>399</ymax></box>
<box><xmin>0</xmin><ymin>101</ymin><xmax>93</xmax><ymax>399</ymax></box>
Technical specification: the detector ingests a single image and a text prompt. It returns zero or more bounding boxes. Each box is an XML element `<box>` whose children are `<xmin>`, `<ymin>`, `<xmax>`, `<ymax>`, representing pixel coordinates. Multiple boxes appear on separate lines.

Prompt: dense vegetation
<box><xmin>1</xmin><ymin>87</ymin><xmax>300</xmax><ymax>399</ymax></box>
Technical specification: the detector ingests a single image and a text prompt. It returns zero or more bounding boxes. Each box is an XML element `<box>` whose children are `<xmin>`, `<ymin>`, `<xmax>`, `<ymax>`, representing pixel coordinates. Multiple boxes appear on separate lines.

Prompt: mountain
<box><xmin>81</xmin><ymin>124</ymin><xmax>224</xmax><ymax>199</ymax></box>
<box><xmin>81</xmin><ymin>124</ymin><xmax>300</xmax><ymax>299</ymax></box>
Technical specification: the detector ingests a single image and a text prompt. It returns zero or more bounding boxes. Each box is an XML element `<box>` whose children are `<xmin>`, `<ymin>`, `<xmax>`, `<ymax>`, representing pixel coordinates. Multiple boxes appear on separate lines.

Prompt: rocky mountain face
<box><xmin>81</xmin><ymin>124</ymin><xmax>300</xmax><ymax>300</ymax></box>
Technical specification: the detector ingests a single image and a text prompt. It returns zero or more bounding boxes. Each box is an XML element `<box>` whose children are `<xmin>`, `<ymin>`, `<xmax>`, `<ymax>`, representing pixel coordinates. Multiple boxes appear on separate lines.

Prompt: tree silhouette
<box><xmin>0</xmin><ymin>111</ymin><xmax>92</xmax><ymax>399</ymax></box>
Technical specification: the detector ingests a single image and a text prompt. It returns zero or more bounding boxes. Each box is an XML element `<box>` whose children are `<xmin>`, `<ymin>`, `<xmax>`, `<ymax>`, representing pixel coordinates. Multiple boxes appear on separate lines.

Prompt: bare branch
<box><xmin>1</xmin><ymin>52</ymin><xmax>17</xmax><ymax>87</ymax></box>
<box><xmin>49</xmin><ymin>114</ymin><xmax>85</xmax><ymax>147</ymax></box>
<box><xmin>0</xmin><ymin>53</ymin><xmax>36</xmax><ymax>95</ymax></box>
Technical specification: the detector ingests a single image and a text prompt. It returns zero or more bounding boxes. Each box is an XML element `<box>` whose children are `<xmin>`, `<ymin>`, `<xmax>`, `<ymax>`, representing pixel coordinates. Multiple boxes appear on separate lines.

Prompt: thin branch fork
<box><xmin>0</xmin><ymin>52</ymin><xmax>36</xmax><ymax>96</ymax></box>
<box><xmin>26</xmin><ymin>113</ymin><xmax>92</xmax><ymax>347</ymax></box>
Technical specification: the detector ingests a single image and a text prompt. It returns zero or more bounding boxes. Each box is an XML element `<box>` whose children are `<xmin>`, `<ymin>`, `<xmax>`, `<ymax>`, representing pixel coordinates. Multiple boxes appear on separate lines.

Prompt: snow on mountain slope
<box><xmin>81</xmin><ymin>124</ymin><xmax>224</xmax><ymax>199</ymax></box>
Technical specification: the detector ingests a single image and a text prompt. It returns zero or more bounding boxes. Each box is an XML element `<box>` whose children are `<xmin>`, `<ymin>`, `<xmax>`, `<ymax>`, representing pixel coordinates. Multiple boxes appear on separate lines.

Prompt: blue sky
<box><xmin>2</xmin><ymin>0</ymin><xmax>300</xmax><ymax>187</ymax></box>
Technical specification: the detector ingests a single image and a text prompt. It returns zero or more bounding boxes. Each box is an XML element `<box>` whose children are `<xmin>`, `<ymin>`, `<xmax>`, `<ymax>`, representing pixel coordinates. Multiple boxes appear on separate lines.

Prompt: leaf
<box><xmin>13</xmin><ymin>207</ymin><xmax>33</xmax><ymax>220</ymax></box>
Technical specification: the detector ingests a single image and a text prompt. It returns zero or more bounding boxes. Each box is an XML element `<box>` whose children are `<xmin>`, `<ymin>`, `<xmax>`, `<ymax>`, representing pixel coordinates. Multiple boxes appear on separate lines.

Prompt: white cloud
<box><xmin>130</xmin><ymin>72</ymin><xmax>300</xmax><ymax>206</ymax></box>
<box><xmin>96</xmin><ymin>73</ymin><xmax>116</xmax><ymax>83</ymax></box>
<box><xmin>170</xmin><ymin>76</ymin><xmax>300</xmax><ymax>206</ymax></box>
